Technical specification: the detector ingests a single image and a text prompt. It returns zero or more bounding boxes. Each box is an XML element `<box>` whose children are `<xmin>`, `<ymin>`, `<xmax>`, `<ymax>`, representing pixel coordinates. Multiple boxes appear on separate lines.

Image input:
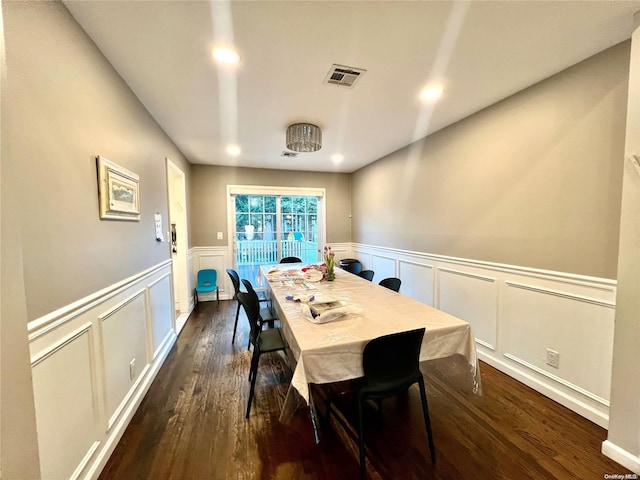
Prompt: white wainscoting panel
<box><xmin>192</xmin><ymin>246</ymin><xmax>229</xmax><ymax>302</ymax></box>
<box><xmin>438</xmin><ymin>268</ymin><xmax>498</xmax><ymax>350</ymax></box>
<box><xmin>350</xmin><ymin>243</ymin><xmax>616</xmax><ymax>428</ymax></box>
<box><xmin>328</xmin><ymin>243</ymin><xmax>351</xmax><ymax>265</ymax></box>
<box><xmin>398</xmin><ymin>260</ymin><xmax>434</xmax><ymax>306</ymax></box>
<box><xmin>352</xmin><ymin>247</ymin><xmax>372</xmax><ymax>270</ymax></box>
<box><xmin>502</xmin><ymin>281</ymin><xmax>614</xmax><ymax>405</ymax></box>
<box><xmin>31</xmin><ymin>325</ymin><xmax>99</xmax><ymax>480</ymax></box>
<box><xmin>28</xmin><ymin>260</ymin><xmax>177</xmax><ymax>480</ymax></box>
<box><xmin>99</xmin><ymin>291</ymin><xmax>148</xmax><ymax>429</ymax></box>
<box><xmin>371</xmin><ymin>253</ymin><xmax>397</xmax><ymax>283</ymax></box>
<box><xmin>187</xmin><ymin>249</ymin><xmax>195</xmax><ymax>312</ymax></box>
<box><xmin>148</xmin><ymin>273</ymin><xmax>174</xmax><ymax>357</ymax></box>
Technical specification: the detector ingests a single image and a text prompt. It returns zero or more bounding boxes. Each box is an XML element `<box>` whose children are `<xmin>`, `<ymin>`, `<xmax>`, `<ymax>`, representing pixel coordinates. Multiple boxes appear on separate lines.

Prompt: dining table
<box><xmin>258</xmin><ymin>263</ymin><xmax>481</xmax><ymax>442</ymax></box>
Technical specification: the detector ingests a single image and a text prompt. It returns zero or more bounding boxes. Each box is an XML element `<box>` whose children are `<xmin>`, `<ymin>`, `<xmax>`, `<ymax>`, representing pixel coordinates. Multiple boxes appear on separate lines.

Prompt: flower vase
<box><xmin>326</xmin><ymin>267</ymin><xmax>335</xmax><ymax>281</ymax></box>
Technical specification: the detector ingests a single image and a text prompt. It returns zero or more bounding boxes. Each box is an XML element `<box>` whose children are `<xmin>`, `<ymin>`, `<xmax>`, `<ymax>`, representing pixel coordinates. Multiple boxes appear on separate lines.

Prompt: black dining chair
<box><xmin>241</xmin><ymin>279</ymin><xmax>277</xmax><ymax>330</ymax></box>
<box><xmin>357</xmin><ymin>270</ymin><xmax>375</xmax><ymax>282</ymax></box>
<box><xmin>326</xmin><ymin>328</ymin><xmax>435</xmax><ymax>479</ymax></box>
<box><xmin>379</xmin><ymin>277</ymin><xmax>401</xmax><ymax>292</ymax></box>
<box><xmin>237</xmin><ymin>291</ymin><xmax>288</xmax><ymax>419</ymax></box>
<box><xmin>228</xmin><ymin>269</ymin><xmax>271</xmax><ymax>345</ymax></box>
<box><xmin>226</xmin><ymin>269</ymin><xmax>244</xmax><ymax>343</ymax></box>
<box><xmin>280</xmin><ymin>256</ymin><xmax>302</xmax><ymax>264</ymax></box>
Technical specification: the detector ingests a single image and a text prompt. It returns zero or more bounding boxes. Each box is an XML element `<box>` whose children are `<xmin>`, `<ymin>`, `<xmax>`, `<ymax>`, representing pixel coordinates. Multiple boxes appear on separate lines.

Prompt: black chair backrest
<box><xmin>280</xmin><ymin>256</ymin><xmax>302</xmax><ymax>263</ymax></box>
<box><xmin>227</xmin><ymin>269</ymin><xmax>241</xmax><ymax>297</ymax></box>
<box><xmin>241</xmin><ymin>279</ymin><xmax>260</xmax><ymax>301</ymax></box>
<box><xmin>363</xmin><ymin>328</ymin><xmax>425</xmax><ymax>393</ymax></box>
<box><xmin>358</xmin><ymin>270</ymin><xmax>375</xmax><ymax>281</ymax></box>
<box><xmin>379</xmin><ymin>277</ymin><xmax>401</xmax><ymax>292</ymax></box>
<box><xmin>236</xmin><ymin>291</ymin><xmax>261</xmax><ymax>346</ymax></box>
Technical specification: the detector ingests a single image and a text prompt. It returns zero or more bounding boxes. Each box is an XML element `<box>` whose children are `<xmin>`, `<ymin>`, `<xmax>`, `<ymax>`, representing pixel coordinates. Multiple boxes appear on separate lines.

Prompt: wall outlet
<box><xmin>217</xmin><ymin>231</ymin><xmax>223</xmax><ymax>240</ymax></box>
<box><xmin>129</xmin><ymin>358</ymin><xmax>136</xmax><ymax>380</ymax></box>
<box><xmin>546</xmin><ymin>349</ymin><xmax>559</xmax><ymax>368</ymax></box>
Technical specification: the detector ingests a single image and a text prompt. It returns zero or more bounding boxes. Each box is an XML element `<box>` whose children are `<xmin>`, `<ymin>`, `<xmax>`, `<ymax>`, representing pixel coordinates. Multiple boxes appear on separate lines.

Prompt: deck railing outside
<box><xmin>236</xmin><ymin>240</ymin><xmax>319</xmax><ymax>283</ymax></box>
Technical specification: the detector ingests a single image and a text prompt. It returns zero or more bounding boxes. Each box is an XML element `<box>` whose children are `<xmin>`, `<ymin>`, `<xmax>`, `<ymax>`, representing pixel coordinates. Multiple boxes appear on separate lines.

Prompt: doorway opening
<box><xmin>167</xmin><ymin>159</ymin><xmax>190</xmax><ymax>334</ymax></box>
<box><xmin>227</xmin><ymin>185</ymin><xmax>326</xmax><ymax>285</ymax></box>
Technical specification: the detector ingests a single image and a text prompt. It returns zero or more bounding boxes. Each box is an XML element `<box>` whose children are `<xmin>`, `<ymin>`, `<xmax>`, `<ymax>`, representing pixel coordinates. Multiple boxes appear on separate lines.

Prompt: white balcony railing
<box><xmin>236</xmin><ymin>239</ymin><xmax>318</xmax><ymax>266</ymax></box>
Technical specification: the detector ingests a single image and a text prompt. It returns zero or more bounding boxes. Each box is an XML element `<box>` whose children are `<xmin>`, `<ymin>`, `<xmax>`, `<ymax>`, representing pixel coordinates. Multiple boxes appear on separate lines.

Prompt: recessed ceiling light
<box><xmin>226</xmin><ymin>144</ymin><xmax>241</xmax><ymax>156</ymax></box>
<box><xmin>420</xmin><ymin>86</ymin><xmax>443</xmax><ymax>102</ymax></box>
<box><xmin>331</xmin><ymin>154</ymin><xmax>344</xmax><ymax>164</ymax></box>
<box><xmin>213</xmin><ymin>47</ymin><xmax>240</xmax><ymax>64</ymax></box>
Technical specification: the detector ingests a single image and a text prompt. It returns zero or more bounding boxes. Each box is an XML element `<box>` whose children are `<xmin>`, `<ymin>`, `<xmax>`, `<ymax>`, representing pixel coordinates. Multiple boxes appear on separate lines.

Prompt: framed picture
<box><xmin>96</xmin><ymin>156</ymin><xmax>140</xmax><ymax>220</ymax></box>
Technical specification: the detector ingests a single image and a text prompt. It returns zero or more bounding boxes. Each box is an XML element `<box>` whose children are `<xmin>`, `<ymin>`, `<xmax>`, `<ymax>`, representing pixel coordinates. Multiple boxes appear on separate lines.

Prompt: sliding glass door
<box><xmin>230</xmin><ymin>188</ymin><xmax>324</xmax><ymax>284</ymax></box>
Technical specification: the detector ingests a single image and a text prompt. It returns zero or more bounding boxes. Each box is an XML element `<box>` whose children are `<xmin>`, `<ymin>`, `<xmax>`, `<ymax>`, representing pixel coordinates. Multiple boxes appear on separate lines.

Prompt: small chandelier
<box><xmin>286</xmin><ymin>123</ymin><xmax>322</xmax><ymax>152</ymax></box>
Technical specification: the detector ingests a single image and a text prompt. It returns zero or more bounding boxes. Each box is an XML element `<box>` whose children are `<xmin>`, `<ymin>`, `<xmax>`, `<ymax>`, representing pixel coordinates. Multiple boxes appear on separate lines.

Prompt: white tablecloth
<box><xmin>261</xmin><ymin>264</ymin><xmax>481</xmax><ymax>405</ymax></box>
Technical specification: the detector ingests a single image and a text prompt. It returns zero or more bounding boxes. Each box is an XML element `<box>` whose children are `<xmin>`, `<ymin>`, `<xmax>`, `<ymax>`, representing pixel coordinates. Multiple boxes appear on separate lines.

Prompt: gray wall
<box><xmin>352</xmin><ymin>42</ymin><xmax>629</xmax><ymax>279</ymax></box>
<box><xmin>190</xmin><ymin>165</ymin><xmax>352</xmax><ymax>246</ymax></box>
<box><xmin>4</xmin><ymin>1</ymin><xmax>192</xmax><ymax>320</ymax></box>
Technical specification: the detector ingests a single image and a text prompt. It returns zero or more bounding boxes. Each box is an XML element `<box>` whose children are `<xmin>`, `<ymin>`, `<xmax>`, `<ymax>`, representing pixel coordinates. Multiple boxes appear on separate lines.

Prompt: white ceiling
<box><xmin>64</xmin><ymin>1</ymin><xmax>640</xmax><ymax>173</ymax></box>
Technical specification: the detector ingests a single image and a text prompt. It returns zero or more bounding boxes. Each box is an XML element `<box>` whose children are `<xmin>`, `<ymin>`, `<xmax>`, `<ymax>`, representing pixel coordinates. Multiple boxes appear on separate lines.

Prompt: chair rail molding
<box><xmin>350</xmin><ymin>242</ymin><xmax>616</xmax><ymax>429</ymax></box>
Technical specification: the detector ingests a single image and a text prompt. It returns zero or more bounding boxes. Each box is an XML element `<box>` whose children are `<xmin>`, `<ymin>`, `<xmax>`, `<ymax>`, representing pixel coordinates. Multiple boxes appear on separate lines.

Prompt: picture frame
<box><xmin>96</xmin><ymin>156</ymin><xmax>140</xmax><ymax>221</ymax></box>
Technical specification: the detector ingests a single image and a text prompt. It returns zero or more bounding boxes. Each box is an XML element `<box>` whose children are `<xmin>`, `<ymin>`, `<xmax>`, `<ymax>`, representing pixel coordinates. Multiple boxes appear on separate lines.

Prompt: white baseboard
<box><xmin>602</xmin><ymin>440</ymin><xmax>640</xmax><ymax>474</ymax></box>
<box><xmin>28</xmin><ymin>261</ymin><xmax>179</xmax><ymax>480</ymax></box>
<box><xmin>478</xmin><ymin>351</ymin><xmax>608</xmax><ymax>428</ymax></box>
<box><xmin>350</xmin><ymin>242</ymin><xmax>616</xmax><ymax>429</ymax></box>
<box><xmin>82</xmin><ymin>329</ymin><xmax>176</xmax><ymax>480</ymax></box>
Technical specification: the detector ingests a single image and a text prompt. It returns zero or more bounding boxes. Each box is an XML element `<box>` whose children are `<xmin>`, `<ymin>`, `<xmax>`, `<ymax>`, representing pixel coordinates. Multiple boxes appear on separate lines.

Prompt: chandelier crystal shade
<box><xmin>286</xmin><ymin>123</ymin><xmax>322</xmax><ymax>152</ymax></box>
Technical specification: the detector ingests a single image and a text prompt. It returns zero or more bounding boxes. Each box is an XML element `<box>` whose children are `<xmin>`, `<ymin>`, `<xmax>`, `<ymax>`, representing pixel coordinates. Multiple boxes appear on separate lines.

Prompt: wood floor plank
<box><xmin>99</xmin><ymin>300</ymin><xmax>631</xmax><ymax>479</ymax></box>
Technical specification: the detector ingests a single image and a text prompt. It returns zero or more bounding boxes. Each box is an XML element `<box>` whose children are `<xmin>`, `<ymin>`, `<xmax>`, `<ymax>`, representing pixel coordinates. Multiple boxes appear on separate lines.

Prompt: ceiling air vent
<box><xmin>323</xmin><ymin>64</ymin><xmax>366</xmax><ymax>89</ymax></box>
<box><xmin>281</xmin><ymin>151</ymin><xmax>298</xmax><ymax>158</ymax></box>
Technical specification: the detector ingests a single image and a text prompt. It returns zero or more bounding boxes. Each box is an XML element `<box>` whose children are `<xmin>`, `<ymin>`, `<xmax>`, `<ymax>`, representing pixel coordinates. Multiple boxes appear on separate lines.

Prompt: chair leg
<box><xmin>246</xmin><ymin>353</ymin><xmax>260</xmax><ymax>419</ymax></box>
<box><xmin>357</xmin><ymin>394</ymin><xmax>367</xmax><ymax>480</ymax></box>
<box><xmin>194</xmin><ymin>289</ymin><xmax>198</xmax><ymax>308</ymax></box>
<box><xmin>232</xmin><ymin>301</ymin><xmax>241</xmax><ymax>343</ymax></box>
<box><xmin>248</xmin><ymin>348</ymin><xmax>259</xmax><ymax>382</ymax></box>
<box><xmin>216</xmin><ymin>288</ymin><xmax>220</xmax><ymax>308</ymax></box>
<box><xmin>418</xmin><ymin>377</ymin><xmax>436</xmax><ymax>463</ymax></box>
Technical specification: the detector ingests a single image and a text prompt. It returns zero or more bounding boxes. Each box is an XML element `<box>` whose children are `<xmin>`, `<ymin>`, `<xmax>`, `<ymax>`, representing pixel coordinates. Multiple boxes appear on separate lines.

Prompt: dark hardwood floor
<box><xmin>99</xmin><ymin>300</ymin><xmax>629</xmax><ymax>480</ymax></box>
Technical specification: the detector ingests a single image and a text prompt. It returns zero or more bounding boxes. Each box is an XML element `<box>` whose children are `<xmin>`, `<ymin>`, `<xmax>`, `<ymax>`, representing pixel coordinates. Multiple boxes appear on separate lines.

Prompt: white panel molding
<box><xmin>438</xmin><ymin>267</ymin><xmax>498</xmax><ymax>350</ymax></box>
<box><xmin>31</xmin><ymin>322</ymin><xmax>93</xmax><ymax>367</ymax></box>
<box><xmin>398</xmin><ymin>259</ymin><xmax>435</xmax><ymax>306</ymax></box>
<box><xmin>31</xmin><ymin>325</ymin><xmax>100</xmax><ymax>480</ymax></box>
<box><xmin>602</xmin><ymin>441</ymin><xmax>640</xmax><ymax>475</ymax></box>
<box><xmin>146</xmin><ymin>272</ymin><xmax>174</xmax><ymax>358</ymax></box>
<box><xmin>371</xmin><ymin>253</ymin><xmax>397</xmax><ymax>281</ymax></box>
<box><xmin>98</xmin><ymin>289</ymin><xmax>146</xmax><ymax>322</ymax></box>
<box><xmin>478</xmin><ymin>351</ymin><xmax>610</xmax><ymax>428</ymax></box>
<box><xmin>351</xmin><ymin>242</ymin><xmax>616</xmax><ymax>427</ymax></box>
<box><xmin>505</xmin><ymin>281</ymin><xmax>615</xmax><ymax>308</ymax></box>
<box><xmin>438</xmin><ymin>267</ymin><xmax>497</xmax><ymax>283</ymax></box>
<box><xmin>352</xmin><ymin>247</ymin><xmax>372</xmax><ymax>270</ymax></box>
<box><xmin>28</xmin><ymin>261</ymin><xmax>177</xmax><ymax>480</ymax></box>
<box><xmin>503</xmin><ymin>352</ymin><xmax>609</xmax><ymax>407</ymax></box>
<box><xmin>353</xmin><ymin>243</ymin><xmax>616</xmax><ymax>289</ymax></box>
<box><xmin>82</xmin><ymin>328</ymin><xmax>175</xmax><ymax>480</ymax></box>
<box><xmin>71</xmin><ymin>441</ymin><xmax>101</xmax><ymax>480</ymax></box>
<box><xmin>187</xmin><ymin>248</ymin><xmax>195</xmax><ymax>311</ymax></box>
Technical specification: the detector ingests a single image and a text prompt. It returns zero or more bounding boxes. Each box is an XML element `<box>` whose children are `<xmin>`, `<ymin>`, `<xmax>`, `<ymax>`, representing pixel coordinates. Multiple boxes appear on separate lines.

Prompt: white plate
<box><xmin>304</xmin><ymin>270</ymin><xmax>324</xmax><ymax>282</ymax></box>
